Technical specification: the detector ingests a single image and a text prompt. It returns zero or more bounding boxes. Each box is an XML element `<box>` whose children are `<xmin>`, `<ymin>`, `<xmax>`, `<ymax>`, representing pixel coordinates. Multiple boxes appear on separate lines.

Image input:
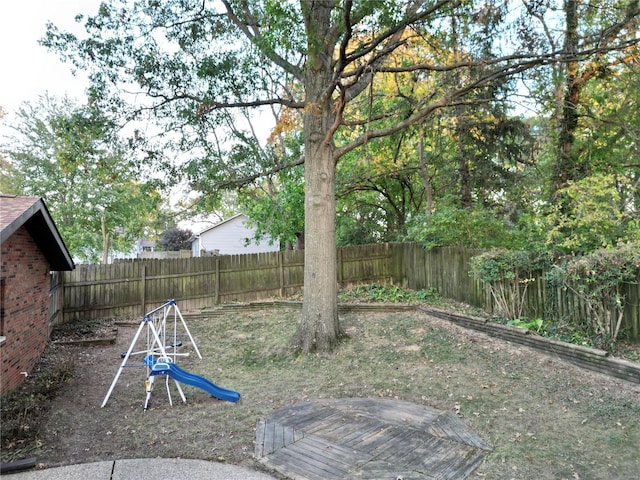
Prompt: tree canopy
<box><xmin>1</xmin><ymin>95</ymin><xmax>162</xmax><ymax>263</ymax></box>
<box><xmin>43</xmin><ymin>0</ymin><xmax>640</xmax><ymax>351</ymax></box>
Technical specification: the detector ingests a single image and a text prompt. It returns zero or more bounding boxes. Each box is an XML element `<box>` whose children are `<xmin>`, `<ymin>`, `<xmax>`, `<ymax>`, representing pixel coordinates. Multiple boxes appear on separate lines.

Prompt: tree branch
<box><xmin>221</xmin><ymin>0</ymin><xmax>303</xmax><ymax>81</ymax></box>
<box><xmin>334</xmin><ymin>56</ymin><xmax>551</xmax><ymax>159</ymax></box>
<box><xmin>141</xmin><ymin>91</ymin><xmax>303</xmax><ymax>112</ymax></box>
<box><xmin>212</xmin><ymin>157</ymin><xmax>305</xmax><ymax>189</ymax></box>
<box><xmin>339</xmin><ymin>1</ymin><xmax>457</xmax><ymax>104</ymax></box>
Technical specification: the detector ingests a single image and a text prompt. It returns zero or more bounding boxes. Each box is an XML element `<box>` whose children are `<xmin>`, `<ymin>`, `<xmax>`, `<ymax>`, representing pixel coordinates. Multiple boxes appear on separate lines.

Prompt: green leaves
<box><xmin>407</xmin><ymin>203</ymin><xmax>518</xmax><ymax>250</ymax></box>
<box><xmin>238</xmin><ymin>163</ymin><xmax>305</xmax><ymax>247</ymax></box>
<box><xmin>470</xmin><ymin>249</ymin><xmax>550</xmax><ymax>285</ymax></box>
<box><xmin>1</xmin><ymin>95</ymin><xmax>162</xmax><ymax>263</ymax></box>
<box><xmin>470</xmin><ymin>249</ymin><xmax>550</xmax><ymax>320</ymax></box>
<box><xmin>36</xmin><ymin>0</ymin><xmax>640</xmax><ymax>261</ymax></box>
<box><xmin>159</xmin><ymin>227</ymin><xmax>193</xmax><ymax>251</ymax></box>
<box><xmin>544</xmin><ymin>174</ymin><xmax>636</xmax><ymax>254</ymax></box>
<box><xmin>550</xmin><ymin>244</ymin><xmax>640</xmax><ymax>344</ymax></box>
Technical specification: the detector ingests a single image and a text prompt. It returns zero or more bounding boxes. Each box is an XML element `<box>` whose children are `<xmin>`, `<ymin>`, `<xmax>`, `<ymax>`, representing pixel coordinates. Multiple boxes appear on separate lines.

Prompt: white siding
<box><xmin>191</xmin><ymin>237</ymin><xmax>200</xmax><ymax>257</ymax></box>
<box><xmin>193</xmin><ymin>215</ymin><xmax>278</xmax><ymax>256</ymax></box>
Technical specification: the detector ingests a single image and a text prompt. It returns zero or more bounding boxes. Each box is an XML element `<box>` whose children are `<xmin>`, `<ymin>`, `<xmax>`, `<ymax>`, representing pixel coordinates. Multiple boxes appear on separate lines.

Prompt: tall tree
<box><xmin>1</xmin><ymin>95</ymin><xmax>161</xmax><ymax>263</ymax></box>
<box><xmin>518</xmin><ymin>0</ymin><xmax>639</xmax><ymax>199</ymax></box>
<box><xmin>44</xmin><ymin>0</ymin><xmax>638</xmax><ymax>351</ymax></box>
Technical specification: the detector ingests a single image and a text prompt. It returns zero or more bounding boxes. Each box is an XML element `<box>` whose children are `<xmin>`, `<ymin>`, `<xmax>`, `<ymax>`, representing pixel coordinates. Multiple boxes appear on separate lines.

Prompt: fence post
<box><xmin>58</xmin><ymin>271</ymin><xmax>64</xmax><ymax>325</ymax></box>
<box><xmin>215</xmin><ymin>257</ymin><xmax>220</xmax><ymax>304</ymax></box>
<box><xmin>337</xmin><ymin>248</ymin><xmax>343</xmax><ymax>287</ymax></box>
<box><xmin>141</xmin><ymin>265</ymin><xmax>146</xmax><ymax>314</ymax></box>
<box><xmin>48</xmin><ymin>271</ymin><xmax>64</xmax><ymax>328</ymax></box>
<box><xmin>279</xmin><ymin>251</ymin><xmax>285</xmax><ymax>298</ymax></box>
<box><xmin>627</xmin><ymin>278</ymin><xmax>639</xmax><ymax>341</ymax></box>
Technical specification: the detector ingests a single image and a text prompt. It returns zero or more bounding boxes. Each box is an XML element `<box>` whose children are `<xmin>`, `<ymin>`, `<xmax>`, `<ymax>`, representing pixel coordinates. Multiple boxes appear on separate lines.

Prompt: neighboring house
<box><xmin>137</xmin><ymin>239</ymin><xmax>156</xmax><ymax>254</ymax></box>
<box><xmin>0</xmin><ymin>195</ymin><xmax>75</xmax><ymax>395</ymax></box>
<box><xmin>192</xmin><ymin>214</ymin><xmax>279</xmax><ymax>256</ymax></box>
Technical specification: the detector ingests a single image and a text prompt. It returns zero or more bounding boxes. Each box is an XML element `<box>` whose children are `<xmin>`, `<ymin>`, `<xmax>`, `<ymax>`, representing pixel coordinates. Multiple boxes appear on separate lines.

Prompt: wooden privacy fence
<box><xmin>59</xmin><ymin>250</ymin><xmax>301</xmax><ymax>323</ymax></box>
<box><xmin>52</xmin><ymin>242</ymin><xmax>639</xmax><ymax>341</ymax></box>
<box><xmin>464</xmin><ymin>269</ymin><xmax>640</xmax><ymax>342</ymax></box>
<box><xmin>392</xmin><ymin>243</ymin><xmax>487</xmax><ymax>307</ymax></box>
<box><xmin>48</xmin><ymin>271</ymin><xmax>64</xmax><ymax>329</ymax></box>
<box><xmin>546</xmin><ymin>274</ymin><xmax>640</xmax><ymax>342</ymax></box>
<box><xmin>57</xmin><ymin>243</ymin><xmax>392</xmax><ymax>324</ymax></box>
<box><xmin>396</xmin><ymin>242</ymin><xmax>639</xmax><ymax>341</ymax></box>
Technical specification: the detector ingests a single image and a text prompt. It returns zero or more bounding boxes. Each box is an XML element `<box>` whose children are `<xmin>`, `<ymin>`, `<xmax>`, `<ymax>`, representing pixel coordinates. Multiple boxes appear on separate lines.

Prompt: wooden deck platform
<box><xmin>255</xmin><ymin>398</ymin><xmax>492</xmax><ymax>480</ymax></box>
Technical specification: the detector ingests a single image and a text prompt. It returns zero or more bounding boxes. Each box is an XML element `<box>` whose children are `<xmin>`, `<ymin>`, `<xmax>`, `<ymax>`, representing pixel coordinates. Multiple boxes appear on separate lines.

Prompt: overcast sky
<box><xmin>0</xmin><ymin>1</ymin><xmax>103</xmax><ymax>116</ymax></box>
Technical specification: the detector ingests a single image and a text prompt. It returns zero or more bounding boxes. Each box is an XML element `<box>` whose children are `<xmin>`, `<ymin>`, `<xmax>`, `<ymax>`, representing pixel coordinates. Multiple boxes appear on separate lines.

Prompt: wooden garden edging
<box><xmin>418</xmin><ymin>306</ymin><xmax>640</xmax><ymax>384</ymax></box>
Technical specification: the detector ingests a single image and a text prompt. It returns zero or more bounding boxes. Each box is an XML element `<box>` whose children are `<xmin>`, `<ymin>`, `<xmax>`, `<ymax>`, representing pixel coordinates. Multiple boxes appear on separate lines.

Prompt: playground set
<box><xmin>101</xmin><ymin>299</ymin><xmax>240</xmax><ymax>409</ymax></box>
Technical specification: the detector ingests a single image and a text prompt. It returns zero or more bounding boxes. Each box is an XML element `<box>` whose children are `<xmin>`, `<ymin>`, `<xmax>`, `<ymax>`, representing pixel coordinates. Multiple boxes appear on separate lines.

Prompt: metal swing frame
<box><xmin>101</xmin><ymin>300</ymin><xmax>202</xmax><ymax>409</ymax></box>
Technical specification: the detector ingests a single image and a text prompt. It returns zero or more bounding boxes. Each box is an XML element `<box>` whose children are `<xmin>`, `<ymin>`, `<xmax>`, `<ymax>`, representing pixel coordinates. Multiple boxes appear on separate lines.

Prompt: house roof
<box><xmin>196</xmin><ymin>213</ymin><xmax>246</xmax><ymax>236</ymax></box>
<box><xmin>0</xmin><ymin>195</ymin><xmax>75</xmax><ymax>271</ymax></box>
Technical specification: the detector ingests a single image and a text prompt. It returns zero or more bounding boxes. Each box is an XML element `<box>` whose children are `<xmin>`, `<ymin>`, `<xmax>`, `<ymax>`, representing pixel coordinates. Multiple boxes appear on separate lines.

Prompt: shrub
<box><xmin>338</xmin><ymin>283</ymin><xmax>440</xmax><ymax>304</ymax></box>
<box><xmin>406</xmin><ymin>204</ymin><xmax>516</xmax><ymax>250</ymax></box>
<box><xmin>159</xmin><ymin>228</ymin><xmax>193</xmax><ymax>251</ymax></box>
<box><xmin>470</xmin><ymin>249</ymin><xmax>551</xmax><ymax>320</ymax></box>
<box><xmin>548</xmin><ymin>244</ymin><xmax>640</xmax><ymax>347</ymax></box>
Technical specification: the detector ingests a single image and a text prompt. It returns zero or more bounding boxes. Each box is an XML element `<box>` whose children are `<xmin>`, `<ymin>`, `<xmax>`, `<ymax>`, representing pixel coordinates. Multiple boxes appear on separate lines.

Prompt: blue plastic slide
<box><xmin>150</xmin><ymin>362</ymin><xmax>241</xmax><ymax>403</ymax></box>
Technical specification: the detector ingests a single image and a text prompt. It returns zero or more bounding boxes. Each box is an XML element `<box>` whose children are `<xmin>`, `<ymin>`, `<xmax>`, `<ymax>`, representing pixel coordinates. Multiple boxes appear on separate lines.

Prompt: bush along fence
<box><xmin>51</xmin><ymin>242</ymin><xmax>639</xmax><ymax>342</ymax></box>
<box><xmin>468</xmin><ymin>247</ymin><xmax>640</xmax><ymax>345</ymax></box>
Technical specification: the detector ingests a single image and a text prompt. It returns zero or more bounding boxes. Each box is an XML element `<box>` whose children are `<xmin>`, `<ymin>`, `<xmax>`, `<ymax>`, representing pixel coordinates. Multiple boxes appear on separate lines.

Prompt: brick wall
<box><xmin>1</xmin><ymin>226</ymin><xmax>51</xmax><ymax>395</ymax></box>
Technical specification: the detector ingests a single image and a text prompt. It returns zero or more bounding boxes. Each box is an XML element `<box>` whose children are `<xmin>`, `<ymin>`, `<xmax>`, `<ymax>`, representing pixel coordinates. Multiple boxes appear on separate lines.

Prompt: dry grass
<box><xmin>3</xmin><ymin>306</ymin><xmax>640</xmax><ymax>479</ymax></box>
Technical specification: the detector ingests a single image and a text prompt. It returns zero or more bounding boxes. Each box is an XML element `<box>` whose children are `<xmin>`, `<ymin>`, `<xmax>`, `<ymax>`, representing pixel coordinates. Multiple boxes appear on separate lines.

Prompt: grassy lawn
<box><xmin>3</xmin><ymin>305</ymin><xmax>639</xmax><ymax>479</ymax></box>
<box><xmin>141</xmin><ymin>307</ymin><xmax>640</xmax><ymax>478</ymax></box>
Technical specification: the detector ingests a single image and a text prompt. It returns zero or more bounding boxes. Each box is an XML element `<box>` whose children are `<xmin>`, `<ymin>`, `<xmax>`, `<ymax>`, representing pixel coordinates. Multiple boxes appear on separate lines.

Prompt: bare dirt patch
<box><xmin>2</xmin><ymin>307</ymin><xmax>639</xmax><ymax>479</ymax></box>
<box><xmin>50</xmin><ymin>318</ymin><xmax>119</xmax><ymax>343</ymax></box>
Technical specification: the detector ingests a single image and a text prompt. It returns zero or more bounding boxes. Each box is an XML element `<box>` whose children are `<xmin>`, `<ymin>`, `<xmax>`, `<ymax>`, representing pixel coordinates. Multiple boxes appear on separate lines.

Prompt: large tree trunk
<box><xmin>292</xmin><ymin>1</ymin><xmax>341</xmax><ymax>353</ymax></box>
<box><xmin>292</xmin><ymin>134</ymin><xmax>340</xmax><ymax>353</ymax></box>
